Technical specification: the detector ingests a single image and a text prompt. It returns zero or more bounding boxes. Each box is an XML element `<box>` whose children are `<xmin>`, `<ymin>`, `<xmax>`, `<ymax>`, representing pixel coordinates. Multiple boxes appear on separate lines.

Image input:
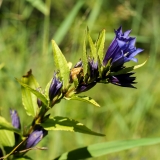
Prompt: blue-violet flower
<box><xmin>103</xmin><ymin>26</ymin><xmax>143</xmax><ymax>69</ymax></box>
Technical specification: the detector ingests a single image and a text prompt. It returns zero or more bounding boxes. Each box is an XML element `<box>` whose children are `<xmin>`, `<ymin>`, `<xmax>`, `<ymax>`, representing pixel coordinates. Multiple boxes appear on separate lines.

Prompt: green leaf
<box><xmin>17</xmin><ymin>70</ymin><xmax>44</xmax><ymax>117</ymax></box>
<box><xmin>87</xmin><ymin>28</ymin><xmax>97</xmax><ymax>61</ymax></box>
<box><xmin>110</xmin><ymin>60</ymin><xmax>147</xmax><ymax>76</ymax></box>
<box><xmin>65</xmin><ymin>95</ymin><xmax>100</xmax><ymax>107</ymax></box>
<box><xmin>14</xmin><ymin>156</ymin><xmax>33</xmax><ymax>160</ymax></box>
<box><xmin>26</xmin><ymin>0</ymin><xmax>49</xmax><ymax>15</ymax></box>
<box><xmin>96</xmin><ymin>29</ymin><xmax>106</xmax><ymax>64</ymax></box>
<box><xmin>54</xmin><ymin>137</ymin><xmax>160</xmax><ymax>160</ymax></box>
<box><xmin>41</xmin><ymin>116</ymin><xmax>104</xmax><ymax>136</ymax></box>
<box><xmin>0</xmin><ymin>116</ymin><xmax>21</xmax><ymax>135</ymax></box>
<box><xmin>52</xmin><ymin>40</ymin><xmax>70</xmax><ymax>90</ymax></box>
<box><xmin>0</xmin><ymin>130</ymin><xmax>15</xmax><ymax>147</ymax></box>
<box><xmin>17</xmin><ymin>79</ymin><xmax>48</xmax><ymax>106</ymax></box>
<box><xmin>82</xmin><ymin>31</ymin><xmax>88</xmax><ymax>77</ymax></box>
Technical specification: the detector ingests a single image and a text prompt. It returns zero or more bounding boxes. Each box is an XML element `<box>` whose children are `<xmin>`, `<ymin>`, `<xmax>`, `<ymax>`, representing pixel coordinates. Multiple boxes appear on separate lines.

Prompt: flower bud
<box><xmin>26</xmin><ymin>126</ymin><xmax>48</xmax><ymax>149</ymax></box>
<box><xmin>37</xmin><ymin>98</ymin><xmax>42</xmax><ymax>107</ymax></box>
<box><xmin>76</xmin><ymin>82</ymin><xmax>96</xmax><ymax>93</ymax></box>
<box><xmin>49</xmin><ymin>74</ymin><xmax>62</xmax><ymax>101</ymax></box>
<box><xmin>88</xmin><ymin>59</ymin><xmax>99</xmax><ymax>80</ymax></box>
<box><xmin>10</xmin><ymin>109</ymin><xmax>21</xmax><ymax>129</ymax></box>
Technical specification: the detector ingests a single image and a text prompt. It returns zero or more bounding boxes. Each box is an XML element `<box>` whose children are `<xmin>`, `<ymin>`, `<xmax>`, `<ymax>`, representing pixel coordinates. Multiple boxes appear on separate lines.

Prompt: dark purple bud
<box><xmin>108</xmin><ymin>73</ymin><xmax>136</xmax><ymax>88</ymax></box>
<box><xmin>37</xmin><ymin>98</ymin><xmax>42</xmax><ymax>107</ymax></box>
<box><xmin>76</xmin><ymin>82</ymin><xmax>96</xmax><ymax>93</ymax></box>
<box><xmin>49</xmin><ymin>73</ymin><xmax>63</xmax><ymax>101</ymax></box>
<box><xmin>88</xmin><ymin>59</ymin><xmax>99</xmax><ymax>80</ymax></box>
<box><xmin>10</xmin><ymin>109</ymin><xmax>21</xmax><ymax>129</ymax></box>
<box><xmin>26</xmin><ymin>126</ymin><xmax>48</xmax><ymax>149</ymax></box>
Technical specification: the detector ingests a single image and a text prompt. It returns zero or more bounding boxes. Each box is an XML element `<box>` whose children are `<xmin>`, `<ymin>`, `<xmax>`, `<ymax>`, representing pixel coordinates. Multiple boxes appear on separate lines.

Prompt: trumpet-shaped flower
<box><xmin>103</xmin><ymin>26</ymin><xmax>143</xmax><ymax>69</ymax></box>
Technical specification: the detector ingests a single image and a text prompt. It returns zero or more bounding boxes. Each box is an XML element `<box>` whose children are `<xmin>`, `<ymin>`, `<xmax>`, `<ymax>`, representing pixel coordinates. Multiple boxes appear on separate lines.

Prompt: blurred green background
<box><xmin>0</xmin><ymin>0</ymin><xmax>160</xmax><ymax>159</ymax></box>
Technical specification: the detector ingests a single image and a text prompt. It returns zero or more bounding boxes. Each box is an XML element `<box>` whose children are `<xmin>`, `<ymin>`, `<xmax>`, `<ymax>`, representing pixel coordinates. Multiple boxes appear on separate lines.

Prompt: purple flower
<box><xmin>26</xmin><ymin>126</ymin><xmax>48</xmax><ymax>149</ymax></box>
<box><xmin>108</xmin><ymin>73</ymin><xmax>136</xmax><ymax>88</ymax></box>
<box><xmin>103</xmin><ymin>26</ymin><xmax>143</xmax><ymax>69</ymax></box>
<box><xmin>49</xmin><ymin>73</ymin><xmax>63</xmax><ymax>101</ymax></box>
<box><xmin>10</xmin><ymin>109</ymin><xmax>21</xmax><ymax>129</ymax></box>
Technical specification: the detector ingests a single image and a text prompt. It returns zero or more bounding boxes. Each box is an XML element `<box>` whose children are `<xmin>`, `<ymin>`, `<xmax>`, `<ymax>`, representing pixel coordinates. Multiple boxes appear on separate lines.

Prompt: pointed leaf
<box><xmin>17</xmin><ymin>70</ymin><xmax>42</xmax><ymax>117</ymax></box>
<box><xmin>0</xmin><ymin>116</ymin><xmax>21</xmax><ymax>135</ymax></box>
<box><xmin>52</xmin><ymin>40</ymin><xmax>70</xmax><ymax>89</ymax></box>
<box><xmin>87</xmin><ymin>29</ymin><xmax>97</xmax><ymax>61</ymax></box>
<box><xmin>0</xmin><ymin>130</ymin><xmax>15</xmax><ymax>147</ymax></box>
<box><xmin>65</xmin><ymin>95</ymin><xmax>100</xmax><ymax>107</ymax></box>
<box><xmin>96</xmin><ymin>29</ymin><xmax>106</xmax><ymax>64</ymax></box>
<box><xmin>82</xmin><ymin>31</ymin><xmax>88</xmax><ymax>77</ymax></box>
<box><xmin>17</xmin><ymin>79</ymin><xmax>48</xmax><ymax>106</ymax></box>
<box><xmin>110</xmin><ymin>60</ymin><xmax>147</xmax><ymax>76</ymax></box>
<box><xmin>41</xmin><ymin>116</ymin><xmax>104</xmax><ymax>136</ymax></box>
<box><xmin>54</xmin><ymin>137</ymin><xmax>160</xmax><ymax>160</ymax></box>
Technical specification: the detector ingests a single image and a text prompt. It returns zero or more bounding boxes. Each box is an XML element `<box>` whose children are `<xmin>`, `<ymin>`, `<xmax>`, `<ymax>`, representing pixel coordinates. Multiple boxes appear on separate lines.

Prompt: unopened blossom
<box><xmin>26</xmin><ymin>126</ymin><xmax>48</xmax><ymax>149</ymax></box>
<box><xmin>10</xmin><ymin>109</ymin><xmax>21</xmax><ymax>129</ymax></box>
<box><xmin>88</xmin><ymin>59</ymin><xmax>99</xmax><ymax>80</ymax></box>
<box><xmin>108</xmin><ymin>73</ymin><xmax>136</xmax><ymax>88</ymax></box>
<box><xmin>76</xmin><ymin>82</ymin><xmax>96</xmax><ymax>93</ymax></box>
<box><xmin>49</xmin><ymin>73</ymin><xmax>62</xmax><ymax>101</ymax></box>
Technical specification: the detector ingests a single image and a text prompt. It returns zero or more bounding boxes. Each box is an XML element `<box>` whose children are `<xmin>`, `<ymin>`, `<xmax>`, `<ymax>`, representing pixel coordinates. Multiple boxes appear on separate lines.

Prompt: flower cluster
<box><xmin>71</xmin><ymin>26</ymin><xmax>143</xmax><ymax>92</ymax></box>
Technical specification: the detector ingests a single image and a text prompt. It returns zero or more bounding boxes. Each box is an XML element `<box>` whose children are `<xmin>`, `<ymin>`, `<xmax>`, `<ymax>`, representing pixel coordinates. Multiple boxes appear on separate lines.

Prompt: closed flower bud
<box><xmin>76</xmin><ymin>82</ymin><xmax>96</xmax><ymax>93</ymax></box>
<box><xmin>10</xmin><ymin>109</ymin><xmax>21</xmax><ymax>129</ymax></box>
<box><xmin>88</xmin><ymin>59</ymin><xmax>99</xmax><ymax>80</ymax></box>
<box><xmin>37</xmin><ymin>98</ymin><xmax>42</xmax><ymax>107</ymax></box>
<box><xmin>49</xmin><ymin>74</ymin><xmax>63</xmax><ymax>101</ymax></box>
<box><xmin>26</xmin><ymin>126</ymin><xmax>48</xmax><ymax>149</ymax></box>
<box><xmin>108</xmin><ymin>73</ymin><xmax>136</xmax><ymax>88</ymax></box>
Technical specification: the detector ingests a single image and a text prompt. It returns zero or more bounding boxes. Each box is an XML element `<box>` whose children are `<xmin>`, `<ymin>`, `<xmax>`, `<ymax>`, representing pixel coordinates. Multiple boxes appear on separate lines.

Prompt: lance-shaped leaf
<box><xmin>82</xmin><ymin>32</ymin><xmax>88</xmax><ymax>77</ymax></box>
<box><xmin>0</xmin><ymin>130</ymin><xmax>15</xmax><ymax>147</ymax></box>
<box><xmin>96</xmin><ymin>29</ymin><xmax>106</xmax><ymax>65</ymax></box>
<box><xmin>17</xmin><ymin>79</ymin><xmax>48</xmax><ymax>106</ymax></box>
<box><xmin>52</xmin><ymin>40</ymin><xmax>70</xmax><ymax>90</ymax></box>
<box><xmin>65</xmin><ymin>95</ymin><xmax>100</xmax><ymax>107</ymax></box>
<box><xmin>18</xmin><ymin>70</ymin><xmax>42</xmax><ymax>117</ymax></box>
<box><xmin>87</xmin><ymin>28</ymin><xmax>97</xmax><ymax>61</ymax></box>
<box><xmin>0</xmin><ymin>116</ymin><xmax>21</xmax><ymax>135</ymax></box>
<box><xmin>54</xmin><ymin>137</ymin><xmax>160</xmax><ymax>160</ymax></box>
<box><xmin>41</xmin><ymin>116</ymin><xmax>104</xmax><ymax>136</ymax></box>
<box><xmin>110</xmin><ymin>60</ymin><xmax>147</xmax><ymax>76</ymax></box>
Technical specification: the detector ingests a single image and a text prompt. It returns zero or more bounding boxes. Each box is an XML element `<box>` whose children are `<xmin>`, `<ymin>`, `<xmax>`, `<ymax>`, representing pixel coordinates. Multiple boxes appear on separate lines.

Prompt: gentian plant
<box><xmin>0</xmin><ymin>26</ymin><xmax>152</xmax><ymax>160</ymax></box>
